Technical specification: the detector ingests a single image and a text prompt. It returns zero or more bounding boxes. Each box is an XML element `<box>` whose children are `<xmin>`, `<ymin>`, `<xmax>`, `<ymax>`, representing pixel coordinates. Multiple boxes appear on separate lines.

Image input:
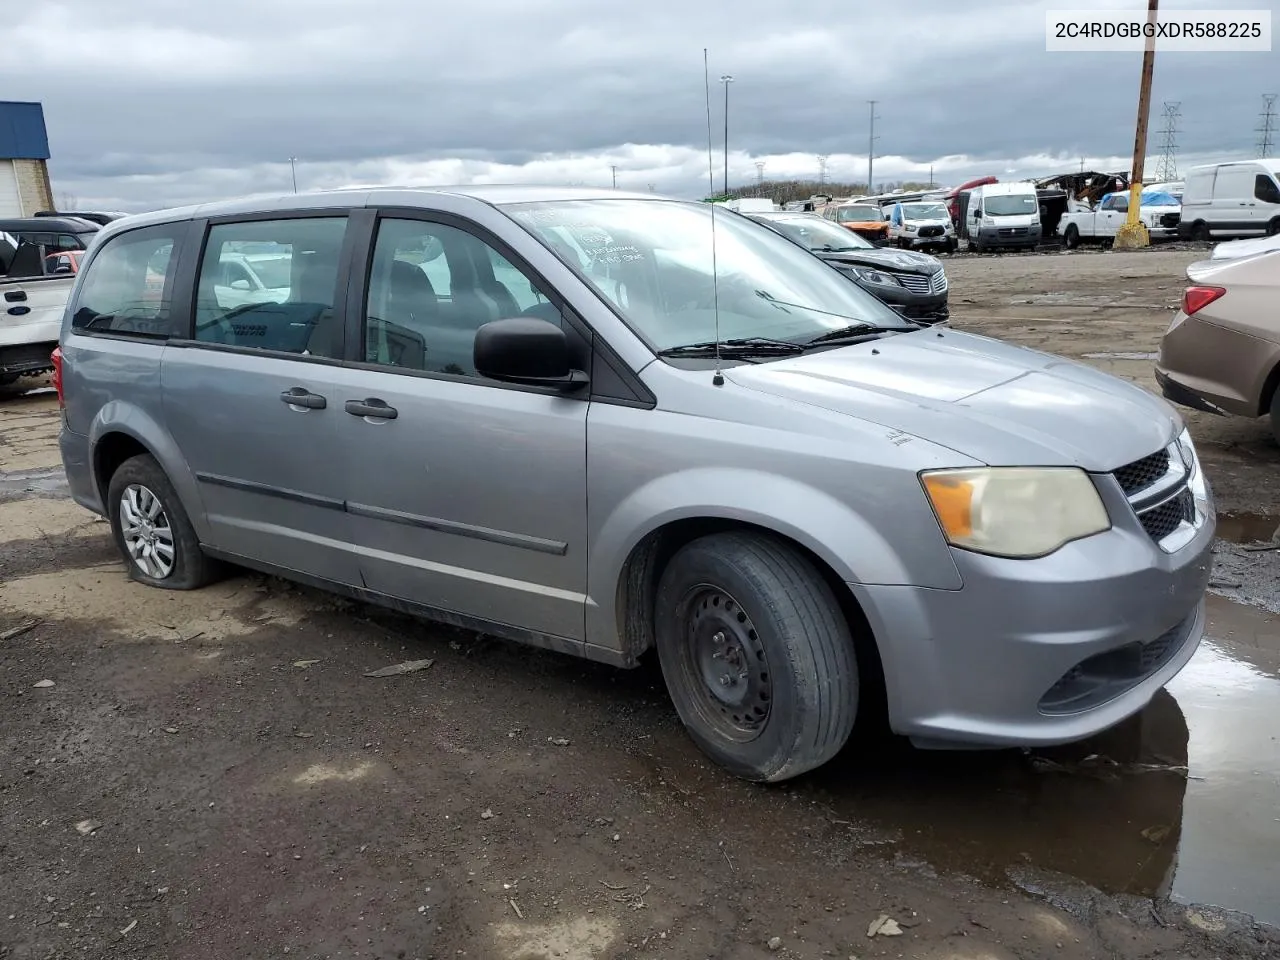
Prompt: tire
<box><xmin>1191</xmin><ymin>221</ymin><xmax>1211</xmax><ymax>242</ymax></box>
<box><xmin>1063</xmin><ymin>224</ymin><xmax>1080</xmax><ymax>249</ymax></box>
<box><xmin>1271</xmin><ymin>389</ymin><xmax>1280</xmax><ymax>447</ymax></box>
<box><xmin>107</xmin><ymin>454</ymin><xmax>220</xmax><ymax>590</ymax></box>
<box><xmin>1267</xmin><ymin>218</ymin><xmax>1280</xmax><ymax>237</ymax></box>
<box><xmin>654</xmin><ymin>532</ymin><xmax>859</xmax><ymax>782</ymax></box>
<box><xmin>969</xmin><ymin>239</ymin><xmax>983</xmax><ymax>253</ymax></box>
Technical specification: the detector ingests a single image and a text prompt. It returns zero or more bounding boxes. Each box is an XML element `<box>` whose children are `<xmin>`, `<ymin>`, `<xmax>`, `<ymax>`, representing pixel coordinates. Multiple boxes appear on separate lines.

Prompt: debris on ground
<box><xmin>767</xmin><ymin>935</ymin><xmax>782</xmax><ymax>950</ymax></box>
<box><xmin>867</xmin><ymin>914</ymin><xmax>903</xmax><ymax>937</ymax></box>
<box><xmin>31</xmin><ymin>679</ymin><xmax>55</xmax><ymax>688</ymax></box>
<box><xmin>547</xmin><ymin>737</ymin><xmax>570</xmax><ymax>746</ymax></box>
<box><xmin>74</xmin><ymin>819</ymin><xmax>102</xmax><ymax>836</ymax></box>
<box><xmin>1</xmin><ymin>620</ymin><xmax>40</xmax><ymax>641</ymax></box>
<box><xmin>292</xmin><ymin>659</ymin><xmax>321</xmax><ymax>668</ymax></box>
<box><xmin>363</xmin><ymin>658</ymin><xmax>434</xmax><ymax>677</ymax></box>
<box><xmin>119</xmin><ymin>919</ymin><xmax>137</xmax><ymax>935</ymax></box>
<box><xmin>481</xmin><ymin>809</ymin><xmax>494</xmax><ymax>820</ymax></box>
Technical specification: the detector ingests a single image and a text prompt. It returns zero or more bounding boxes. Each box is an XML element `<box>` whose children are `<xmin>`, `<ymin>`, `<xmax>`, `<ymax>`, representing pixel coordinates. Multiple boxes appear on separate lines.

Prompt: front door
<box><xmin>161</xmin><ymin>213</ymin><xmax>361</xmax><ymax>584</ymax></box>
<box><xmin>336</xmin><ymin>214</ymin><xmax>589</xmax><ymax>641</ymax></box>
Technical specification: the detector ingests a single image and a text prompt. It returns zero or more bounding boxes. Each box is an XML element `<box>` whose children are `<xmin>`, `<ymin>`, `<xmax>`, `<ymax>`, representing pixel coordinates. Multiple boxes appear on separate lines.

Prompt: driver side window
<box><xmin>363</xmin><ymin>218</ymin><xmax>559</xmax><ymax>377</ymax></box>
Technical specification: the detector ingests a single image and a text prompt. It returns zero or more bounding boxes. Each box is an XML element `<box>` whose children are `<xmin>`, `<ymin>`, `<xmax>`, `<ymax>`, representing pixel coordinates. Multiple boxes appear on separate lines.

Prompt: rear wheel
<box><xmin>1063</xmin><ymin>224</ymin><xmax>1081</xmax><ymax>249</ymax></box>
<box><xmin>1191</xmin><ymin>221</ymin><xmax>1211</xmax><ymax>242</ymax></box>
<box><xmin>107</xmin><ymin>454</ymin><xmax>220</xmax><ymax>590</ymax></box>
<box><xmin>654</xmin><ymin>531</ymin><xmax>859</xmax><ymax>782</ymax></box>
<box><xmin>1271</xmin><ymin>389</ymin><xmax>1280</xmax><ymax>446</ymax></box>
<box><xmin>1267</xmin><ymin>218</ymin><xmax>1280</xmax><ymax>237</ymax></box>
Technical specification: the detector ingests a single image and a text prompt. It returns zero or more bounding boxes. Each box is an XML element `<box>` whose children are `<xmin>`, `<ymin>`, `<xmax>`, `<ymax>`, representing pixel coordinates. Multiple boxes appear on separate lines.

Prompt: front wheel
<box><xmin>1267</xmin><ymin>218</ymin><xmax>1280</xmax><ymax>237</ymax></box>
<box><xmin>107</xmin><ymin>454</ymin><xmax>220</xmax><ymax>590</ymax></box>
<box><xmin>1191</xmin><ymin>221</ymin><xmax>1211</xmax><ymax>242</ymax></box>
<box><xmin>654</xmin><ymin>532</ymin><xmax>859</xmax><ymax>782</ymax></box>
<box><xmin>1271</xmin><ymin>389</ymin><xmax>1280</xmax><ymax>447</ymax></box>
<box><xmin>1063</xmin><ymin>224</ymin><xmax>1081</xmax><ymax>249</ymax></box>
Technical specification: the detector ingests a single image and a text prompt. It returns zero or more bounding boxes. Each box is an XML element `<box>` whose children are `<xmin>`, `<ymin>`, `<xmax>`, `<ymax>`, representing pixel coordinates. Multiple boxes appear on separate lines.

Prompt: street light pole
<box><xmin>1116</xmin><ymin>0</ymin><xmax>1158</xmax><ymax>249</ymax></box>
<box><xmin>866</xmin><ymin>101</ymin><xmax>879</xmax><ymax>194</ymax></box>
<box><xmin>288</xmin><ymin>157</ymin><xmax>298</xmax><ymax>194</ymax></box>
<box><xmin>610</xmin><ymin>164</ymin><xmax>618</xmax><ymax>188</ymax></box>
<box><xmin>720</xmin><ymin>75</ymin><xmax>734</xmax><ymax>195</ymax></box>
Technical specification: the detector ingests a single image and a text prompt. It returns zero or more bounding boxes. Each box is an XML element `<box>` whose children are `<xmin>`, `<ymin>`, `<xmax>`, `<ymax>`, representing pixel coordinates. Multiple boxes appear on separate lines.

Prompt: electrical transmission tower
<box><xmin>755</xmin><ymin>161</ymin><xmax>766</xmax><ymax>185</ymax></box>
<box><xmin>1153</xmin><ymin>101</ymin><xmax>1180</xmax><ymax>181</ymax></box>
<box><xmin>817</xmin><ymin>155</ymin><xmax>829</xmax><ymax>185</ymax></box>
<box><xmin>1258</xmin><ymin>94</ymin><xmax>1278</xmax><ymax>157</ymax></box>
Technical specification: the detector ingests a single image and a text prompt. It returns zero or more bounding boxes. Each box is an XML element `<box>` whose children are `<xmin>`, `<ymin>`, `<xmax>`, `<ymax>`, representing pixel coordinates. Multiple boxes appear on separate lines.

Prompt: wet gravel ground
<box><xmin>3</xmin><ymin>250</ymin><xmax>1280</xmax><ymax>959</ymax></box>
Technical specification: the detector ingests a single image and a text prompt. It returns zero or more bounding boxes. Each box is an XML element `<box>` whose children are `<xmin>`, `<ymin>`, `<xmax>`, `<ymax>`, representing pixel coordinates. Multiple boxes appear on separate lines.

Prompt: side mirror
<box><xmin>229</xmin><ymin>278</ymin><xmax>251</xmax><ymax>291</ymax></box>
<box><xmin>473</xmin><ymin>317</ymin><xmax>588</xmax><ymax>392</ymax></box>
<box><xmin>972</xmin><ymin>209</ymin><xmax>981</xmax><ymax>218</ymax></box>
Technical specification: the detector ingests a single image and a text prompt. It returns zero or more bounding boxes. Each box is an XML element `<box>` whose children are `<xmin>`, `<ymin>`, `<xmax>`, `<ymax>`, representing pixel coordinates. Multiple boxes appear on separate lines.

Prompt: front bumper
<box><xmin>905</xmin><ymin>234</ymin><xmax>954</xmax><ymax>249</ymax></box>
<box><xmin>851</xmin><ymin>510</ymin><xmax>1214</xmax><ymax>749</ymax></box>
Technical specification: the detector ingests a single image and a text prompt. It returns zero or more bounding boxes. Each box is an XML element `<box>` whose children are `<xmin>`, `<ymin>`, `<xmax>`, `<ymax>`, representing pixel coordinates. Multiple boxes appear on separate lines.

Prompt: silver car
<box><xmin>54</xmin><ymin>187</ymin><xmax>1215</xmax><ymax>782</ymax></box>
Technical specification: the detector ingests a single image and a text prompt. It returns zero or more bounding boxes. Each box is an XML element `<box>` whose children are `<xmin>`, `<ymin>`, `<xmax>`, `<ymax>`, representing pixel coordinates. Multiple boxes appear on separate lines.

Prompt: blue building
<box><xmin>0</xmin><ymin>101</ymin><xmax>54</xmax><ymax>218</ymax></box>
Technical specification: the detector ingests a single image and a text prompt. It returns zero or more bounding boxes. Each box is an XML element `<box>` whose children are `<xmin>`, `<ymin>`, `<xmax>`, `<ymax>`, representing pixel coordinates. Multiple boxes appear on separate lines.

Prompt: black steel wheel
<box><xmin>654</xmin><ymin>531</ymin><xmax>859</xmax><ymax>782</ymax></box>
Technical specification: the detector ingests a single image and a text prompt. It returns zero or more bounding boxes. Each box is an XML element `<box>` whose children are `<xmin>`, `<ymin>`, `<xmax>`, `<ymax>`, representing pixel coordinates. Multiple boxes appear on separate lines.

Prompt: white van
<box><xmin>962</xmin><ymin>182</ymin><xmax>1042</xmax><ymax>252</ymax></box>
<box><xmin>1178</xmin><ymin>159</ymin><xmax>1280</xmax><ymax>241</ymax></box>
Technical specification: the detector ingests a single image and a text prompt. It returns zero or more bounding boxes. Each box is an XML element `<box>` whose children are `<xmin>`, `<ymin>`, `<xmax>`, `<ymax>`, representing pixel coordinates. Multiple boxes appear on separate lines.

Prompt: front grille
<box><xmin>895</xmin><ymin>271</ymin><xmax>948</xmax><ymax>296</ymax></box>
<box><xmin>997</xmin><ymin>227</ymin><xmax>1029</xmax><ymax>238</ymax></box>
<box><xmin>1139</xmin><ymin>488</ymin><xmax>1195</xmax><ymax>541</ymax></box>
<box><xmin>1160</xmin><ymin>212</ymin><xmax>1181</xmax><ymax>228</ymax></box>
<box><xmin>1114</xmin><ymin>450</ymin><xmax>1170</xmax><ymax>496</ymax></box>
<box><xmin>1039</xmin><ymin>615</ymin><xmax>1191</xmax><ymax>714</ymax></box>
<box><xmin>918</xmin><ymin>225</ymin><xmax>944</xmax><ymax>238</ymax></box>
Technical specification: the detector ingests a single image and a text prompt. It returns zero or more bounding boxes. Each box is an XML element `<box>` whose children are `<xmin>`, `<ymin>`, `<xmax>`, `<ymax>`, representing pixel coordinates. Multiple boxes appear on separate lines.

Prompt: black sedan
<box><xmin>745</xmin><ymin>211</ymin><xmax>949</xmax><ymax>324</ymax></box>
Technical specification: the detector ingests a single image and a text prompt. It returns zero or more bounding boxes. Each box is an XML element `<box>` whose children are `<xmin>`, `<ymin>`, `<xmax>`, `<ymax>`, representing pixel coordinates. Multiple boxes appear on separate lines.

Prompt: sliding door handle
<box><xmin>345</xmin><ymin>398</ymin><xmax>398</xmax><ymax>420</ymax></box>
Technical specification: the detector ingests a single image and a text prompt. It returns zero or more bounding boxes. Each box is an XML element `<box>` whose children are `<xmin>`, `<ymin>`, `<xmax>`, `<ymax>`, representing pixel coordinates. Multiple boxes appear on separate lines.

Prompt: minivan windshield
<box><xmin>762</xmin><ymin>215</ymin><xmax>875</xmax><ymax>252</ymax></box>
<box><xmin>982</xmin><ymin>195</ymin><xmax>1038</xmax><ymax>217</ymax></box>
<box><xmin>505</xmin><ymin>199</ymin><xmax>914</xmax><ymax>351</ymax></box>
<box><xmin>901</xmin><ymin>202</ymin><xmax>948</xmax><ymax>220</ymax></box>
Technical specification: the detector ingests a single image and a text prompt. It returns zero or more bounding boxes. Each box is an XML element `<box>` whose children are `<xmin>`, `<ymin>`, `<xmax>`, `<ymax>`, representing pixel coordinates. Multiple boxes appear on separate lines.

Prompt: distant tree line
<box><xmin>714</xmin><ymin>179</ymin><xmax>942</xmax><ymax>204</ymax></box>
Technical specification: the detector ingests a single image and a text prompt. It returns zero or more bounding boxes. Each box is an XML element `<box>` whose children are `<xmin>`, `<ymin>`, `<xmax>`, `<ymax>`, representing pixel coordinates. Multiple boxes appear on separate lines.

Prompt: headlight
<box><xmin>920</xmin><ymin>467</ymin><xmax>1111</xmax><ymax>558</ymax></box>
<box><xmin>850</xmin><ymin>267</ymin><xmax>902</xmax><ymax>287</ymax></box>
<box><xmin>1178</xmin><ymin>428</ymin><xmax>1214</xmax><ymax>515</ymax></box>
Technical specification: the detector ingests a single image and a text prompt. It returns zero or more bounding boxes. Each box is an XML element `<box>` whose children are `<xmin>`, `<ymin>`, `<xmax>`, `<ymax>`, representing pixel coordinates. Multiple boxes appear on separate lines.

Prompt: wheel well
<box><xmin>615</xmin><ymin>518</ymin><xmax>888</xmax><ymax>725</ymax></box>
<box><xmin>92</xmin><ymin>432</ymin><xmax>150</xmax><ymax>504</ymax></box>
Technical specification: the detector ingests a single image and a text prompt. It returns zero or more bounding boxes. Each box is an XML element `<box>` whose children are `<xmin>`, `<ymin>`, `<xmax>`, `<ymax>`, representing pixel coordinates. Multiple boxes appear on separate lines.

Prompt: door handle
<box><xmin>345</xmin><ymin>398</ymin><xmax>398</xmax><ymax>420</ymax></box>
<box><xmin>280</xmin><ymin>387</ymin><xmax>326</xmax><ymax>409</ymax></box>
<box><xmin>4</xmin><ymin>290</ymin><xmax>26</xmax><ymax>302</ymax></box>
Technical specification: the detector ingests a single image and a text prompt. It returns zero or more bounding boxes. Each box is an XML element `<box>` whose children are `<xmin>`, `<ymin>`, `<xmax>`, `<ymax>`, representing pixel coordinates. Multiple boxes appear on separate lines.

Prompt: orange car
<box><xmin>821</xmin><ymin>202</ymin><xmax>891</xmax><ymax>244</ymax></box>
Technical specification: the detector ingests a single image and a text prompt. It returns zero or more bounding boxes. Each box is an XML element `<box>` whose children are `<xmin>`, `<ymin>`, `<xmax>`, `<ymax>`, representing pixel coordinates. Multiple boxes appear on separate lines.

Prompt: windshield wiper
<box><xmin>657</xmin><ymin>336</ymin><xmax>806</xmax><ymax>358</ymax></box>
<box><xmin>802</xmin><ymin>324</ymin><xmax>917</xmax><ymax>348</ymax></box>
<box><xmin>817</xmin><ymin>244</ymin><xmax>858</xmax><ymax>253</ymax></box>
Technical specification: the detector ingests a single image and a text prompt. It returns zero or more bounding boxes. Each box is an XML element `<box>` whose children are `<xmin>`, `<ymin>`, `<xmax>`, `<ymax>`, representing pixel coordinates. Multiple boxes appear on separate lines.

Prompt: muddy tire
<box><xmin>107</xmin><ymin>454</ymin><xmax>220</xmax><ymax>590</ymax></box>
<box><xmin>654</xmin><ymin>532</ymin><xmax>858</xmax><ymax>783</ymax></box>
<box><xmin>1268</xmin><ymin>218</ymin><xmax>1280</xmax><ymax>237</ymax></box>
<box><xmin>1271</xmin><ymin>389</ymin><xmax>1280</xmax><ymax>447</ymax></box>
<box><xmin>1063</xmin><ymin>224</ymin><xmax>1081</xmax><ymax>249</ymax></box>
<box><xmin>1191</xmin><ymin>221</ymin><xmax>1211</xmax><ymax>242</ymax></box>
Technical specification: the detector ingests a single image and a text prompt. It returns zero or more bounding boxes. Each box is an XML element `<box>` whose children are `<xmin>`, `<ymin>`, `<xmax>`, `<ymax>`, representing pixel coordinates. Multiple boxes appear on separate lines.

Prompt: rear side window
<box><xmin>193</xmin><ymin>217</ymin><xmax>348</xmax><ymax>359</ymax></box>
<box><xmin>71</xmin><ymin>225</ymin><xmax>182</xmax><ymax>338</ymax></box>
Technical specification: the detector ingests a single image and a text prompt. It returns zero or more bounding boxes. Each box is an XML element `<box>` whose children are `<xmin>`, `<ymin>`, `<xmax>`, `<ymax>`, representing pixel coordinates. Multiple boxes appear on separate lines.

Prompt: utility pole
<box><xmin>288</xmin><ymin>157</ymin><xmax>298</xmax><ymax>194</ymax></box>
<box><xmin>610</xmin><ymin>164</ymin><xmax>618</xmax><ymax>188</ymax></box>
<box><xmin>928</xmin><ymin>164</ymin><xmax>934</xmax><ymax>188</ymax></box>
<box><xmin>867</xmin><ymin>101</ymin><xmax>879</xmax><ymax>193</ymax></box>
<box><xmin>1154</xmin><ymin>101</ymin><xmax>1180</xmax><ymax>181</ymax></box>
<box><xmin>720</xmin><ymin>75</ymin><xmax>734</xmax><ymax>195</ymax></box>
<box><xmin>1258</xmin><ymin>94</ymin><xmax>1278</xmax><ymax>157</ymax></box>
<box><xmin>817</xmin><ymin>155</ymin><xmax>828</xmax><ymax>185</ymax></box>
<box><xmin>755</xmin><ymin>161</ymin><xmax>765</xmax><ymax>186</ymax></box>
<box><xmin>1115</xmin><ymin>0</ymin><xmax>1158</xmax><ymax>249</ymax></box>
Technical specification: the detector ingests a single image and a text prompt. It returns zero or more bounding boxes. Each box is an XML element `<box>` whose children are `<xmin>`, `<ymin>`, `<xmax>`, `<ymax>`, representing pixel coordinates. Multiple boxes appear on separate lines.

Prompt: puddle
<box><xmin>0</xmin><ymin>466</ymin><xmax>68</xmax><ymax>500</ymax></box>
<box><xmin>802</xmin><ymin>595</ymin><xmax>1280</xmax><ymax>926</ymax></box>
<box><xmin>1215</xmin><ymin>512</ymin><xmax>1279</xmax><ymax>545</ymax></box>
<box><xmin>1081</xmin><ymin>351</ymin><xmax>1159</xmax><ymax>361</ymax></box>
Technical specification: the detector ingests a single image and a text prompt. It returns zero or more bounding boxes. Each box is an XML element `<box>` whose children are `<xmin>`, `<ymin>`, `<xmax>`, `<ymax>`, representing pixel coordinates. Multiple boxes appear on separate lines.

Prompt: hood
<box><xmin>1209</xmin><ymin>232</ymin><xmax>1280</xmax><ymax>260</ymax></box>
<box><xmin>902</xmin><ymin>217</ymin><xmax>952</xmax><ymax>228</ymax></box>
<box><xmin>817</xmin><ymin>248</ymin><xmax>942</xmax><ymax>275</ymax></box>
<box><xmin>724</xmin><ymin>329</ymin><xmax>1178</xmax><ymax>470</ymax></box>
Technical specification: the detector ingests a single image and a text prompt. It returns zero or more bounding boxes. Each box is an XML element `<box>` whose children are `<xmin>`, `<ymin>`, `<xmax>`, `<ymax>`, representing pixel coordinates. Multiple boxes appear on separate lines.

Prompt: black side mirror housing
<box><xmin>474</xmin><ymin>317</ymin><xmax>588</xmax><ymax>392</ymax></box>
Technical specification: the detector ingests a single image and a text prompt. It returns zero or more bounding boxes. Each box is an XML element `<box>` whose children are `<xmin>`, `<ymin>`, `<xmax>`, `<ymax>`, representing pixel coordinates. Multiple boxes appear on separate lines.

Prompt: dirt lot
<box><xmin>2</xmin><ymin>249</ymin><xmax>1279</xmax><ymax>960</ymax></box>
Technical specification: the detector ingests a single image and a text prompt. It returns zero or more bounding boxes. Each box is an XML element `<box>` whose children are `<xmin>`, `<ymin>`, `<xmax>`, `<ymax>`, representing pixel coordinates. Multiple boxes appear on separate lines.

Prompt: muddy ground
<box><xmin>2</xmin><ymin>248</ymin><xmax>1279</xmax><ymax>960</ymax></box>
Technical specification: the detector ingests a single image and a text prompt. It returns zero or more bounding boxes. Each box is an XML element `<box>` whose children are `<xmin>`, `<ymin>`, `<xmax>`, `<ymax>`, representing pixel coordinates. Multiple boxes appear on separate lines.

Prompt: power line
<box><xmin>1258</xmin><ymin>94</ymin><xmax>1278</xmax><ymax>157</ymax></box>
<box><xmin>1153</xmin><ymin>101</ymin><xmax>1180</xmax><ymax>181</ymax></box>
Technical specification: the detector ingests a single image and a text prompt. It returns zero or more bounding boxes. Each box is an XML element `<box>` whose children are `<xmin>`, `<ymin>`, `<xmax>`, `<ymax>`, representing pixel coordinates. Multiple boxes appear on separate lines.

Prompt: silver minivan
<box><xmin>55</xmin><ymin>187</ymin><xmax>1215</xmax><ymax>782</ymax></box>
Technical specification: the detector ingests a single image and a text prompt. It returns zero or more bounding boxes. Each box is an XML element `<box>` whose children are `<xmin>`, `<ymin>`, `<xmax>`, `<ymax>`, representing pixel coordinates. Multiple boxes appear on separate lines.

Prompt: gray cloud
<box><xmin>6</xmin><ymin>0</ymin><xmax>1275</xmax><ymax>210</ymax></box>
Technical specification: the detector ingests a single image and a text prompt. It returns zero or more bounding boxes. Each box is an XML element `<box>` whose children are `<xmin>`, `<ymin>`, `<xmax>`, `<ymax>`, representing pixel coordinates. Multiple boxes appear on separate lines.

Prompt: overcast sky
<box><xmin>5</xmin><ymin>0</ymin><xmax>1276</xmax><ymax>211</ymax></box>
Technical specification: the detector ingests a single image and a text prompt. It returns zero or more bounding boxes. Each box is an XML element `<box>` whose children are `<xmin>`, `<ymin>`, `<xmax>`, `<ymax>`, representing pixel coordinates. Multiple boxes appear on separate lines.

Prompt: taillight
<box><xmin>51</xmin><ymin>346</ymin><xmax>65</xmax><ymax>408</ymax></box>
<box><xmin>1182</xmin><ymin>285</ymin><xmax>1226</xmax><ymax>316</ymax></box>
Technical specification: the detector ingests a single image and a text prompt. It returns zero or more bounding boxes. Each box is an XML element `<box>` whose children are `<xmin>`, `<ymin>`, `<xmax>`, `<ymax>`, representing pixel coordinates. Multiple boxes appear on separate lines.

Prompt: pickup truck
<box><xmin>1</xmin><ymin>246</ymin><xmax>73</xmax><ymax>386</ymax></box>
<box><xmin>1058</xmin><ymin>191</ymin><xmax>1182</xmax><ymax>248</ymax></box>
